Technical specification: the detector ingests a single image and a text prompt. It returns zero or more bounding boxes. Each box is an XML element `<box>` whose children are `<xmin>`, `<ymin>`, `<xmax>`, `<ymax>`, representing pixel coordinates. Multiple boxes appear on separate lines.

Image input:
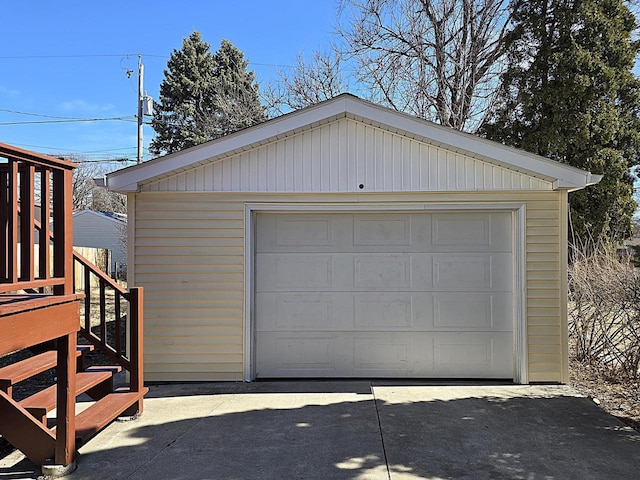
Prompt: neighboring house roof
<box><xmin>72</xmin><ymin>209</ymin><xmax>127</xmax><ymax>224</ymax></box>
<box><xmin>106</xmin><ymin>93</ymin><xmax>602</xmax><ymax>193</ymax></box>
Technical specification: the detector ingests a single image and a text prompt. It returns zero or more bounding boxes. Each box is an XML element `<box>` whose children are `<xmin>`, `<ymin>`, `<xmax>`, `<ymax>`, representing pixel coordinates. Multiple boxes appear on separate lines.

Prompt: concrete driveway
<box><xmin>1</xmin><ymin>382</ymin><xmax>639</xmax><ymax>479</ymax></box>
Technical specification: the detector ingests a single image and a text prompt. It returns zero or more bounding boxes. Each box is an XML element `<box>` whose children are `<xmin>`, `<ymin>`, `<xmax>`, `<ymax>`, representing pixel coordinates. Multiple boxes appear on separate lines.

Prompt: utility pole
<box><xmin>137</xmin><ymin>55</ymin><xmax>144</xmax><ymax>164</ymax></box>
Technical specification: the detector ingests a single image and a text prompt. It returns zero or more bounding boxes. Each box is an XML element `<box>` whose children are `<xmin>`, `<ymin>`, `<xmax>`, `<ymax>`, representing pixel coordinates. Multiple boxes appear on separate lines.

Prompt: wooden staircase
<box><xmin>0</xmin><ymin>143</ymin><xmax>146</xmax><ymax>471</ymax></box>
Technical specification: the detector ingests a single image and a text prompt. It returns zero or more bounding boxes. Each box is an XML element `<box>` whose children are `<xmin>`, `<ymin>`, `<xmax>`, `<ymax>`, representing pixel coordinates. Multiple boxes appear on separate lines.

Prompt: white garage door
<box><xmin>254</xmin><ymin>211</ymin><xmax>514</xmax><ymax>379</ymax></box>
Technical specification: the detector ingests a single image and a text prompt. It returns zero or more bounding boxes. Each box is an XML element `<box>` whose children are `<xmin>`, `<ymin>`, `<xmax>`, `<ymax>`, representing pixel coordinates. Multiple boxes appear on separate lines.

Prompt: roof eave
<box><xmin>106</xmin><ymin>94</ymin><xmax>603</xmax><ymax>193</ymax></box>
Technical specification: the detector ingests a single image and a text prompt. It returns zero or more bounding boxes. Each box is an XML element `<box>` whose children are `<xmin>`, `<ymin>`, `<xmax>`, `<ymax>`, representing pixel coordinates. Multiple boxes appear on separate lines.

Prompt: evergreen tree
<box><xmin>208</xmin><ymin>39</ymin><xmax>266</xmax><ymax>137</ymax></box>
<box><xmin>151</xmin><ymin>33</ymin><xmax>265</xmax><ymax>155</ymax></box>
<box><xmin>481</xmin><ymin>0</ymin><xmax>640</xmax><ymax>243</ymax></box>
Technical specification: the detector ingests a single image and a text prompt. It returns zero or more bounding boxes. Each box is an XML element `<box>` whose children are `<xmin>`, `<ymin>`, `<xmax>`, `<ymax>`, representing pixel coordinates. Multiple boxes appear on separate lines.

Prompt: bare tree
<box><xmin>264</xmin><ymin>49</ymin><xmax>349</xmax><ymax>114</ymax></box>
<box><xmin>336</xmin><ymin>0</ymin><xmax>512</xmax><ymax>131</ymax></box>
<box><xmin>91</xmin><ymin>182</ymin><xmax>127</xmax><ymax>214</ymax></box>
<box><xmin>68</xmin><ymin>159</ymin><xmax>126</xmax><ymax>214</ymax></box>
<box><xmin>71</xmin><ymin>161</ymin><xmax>99</xmax><ymax>211</ymax></box>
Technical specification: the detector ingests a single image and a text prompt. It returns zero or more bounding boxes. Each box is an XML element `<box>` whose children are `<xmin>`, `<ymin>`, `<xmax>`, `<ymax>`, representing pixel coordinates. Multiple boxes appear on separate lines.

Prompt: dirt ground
<box><xmin>569</xmin><ymin>358</ymin><xmax>640</xmax><ymax>431</ymax></box>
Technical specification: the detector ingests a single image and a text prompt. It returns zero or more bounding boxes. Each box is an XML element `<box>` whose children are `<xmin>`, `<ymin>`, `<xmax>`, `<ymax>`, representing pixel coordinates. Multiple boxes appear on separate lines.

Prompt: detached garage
<box><xmin>106</xmin><ymin>94</ymin><xmax>600</xmax><ymax>384</ymax></box>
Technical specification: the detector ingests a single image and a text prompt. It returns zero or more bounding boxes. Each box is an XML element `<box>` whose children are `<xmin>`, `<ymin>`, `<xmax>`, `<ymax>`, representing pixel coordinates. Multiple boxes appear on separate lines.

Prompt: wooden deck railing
<box><xmin>0</xmin><ymin>143</ymin><xmax>78</xmax><ymax>466</ymax></box>
<box><xmin>73</xmin><ymin>251</ymin><xmax>144</xmax><ymax>398</ymax></box>
<box><xmin>0</xmin><ymin>142</ymin><xmax>75</xmax><ymax>295</ymax></box>
<box><xmin>0</xmin><ymin>143</ymin><xmax>145</xmax><ymax>469</ymax></box>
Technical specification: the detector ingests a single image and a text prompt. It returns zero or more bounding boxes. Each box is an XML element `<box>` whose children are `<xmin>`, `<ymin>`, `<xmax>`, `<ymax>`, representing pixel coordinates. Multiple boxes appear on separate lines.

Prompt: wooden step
<box><xmin>19</xmin><ymin>366</ymin><xmax>122</xmax><ymax>424</ymax></box>
<box><xmin>0</xmin><ymin>347</ymin><xmax>91</xmax><ymax>396</ymax></box>
<box><xmin>74</xmin><ymin>387</ymin><xmax>149</xmax><ymax>445</ymax></box>
<box><xmin>0</xmin><ymin>390</ymin><xmax>56</xmax><ymax>467</ymax></box>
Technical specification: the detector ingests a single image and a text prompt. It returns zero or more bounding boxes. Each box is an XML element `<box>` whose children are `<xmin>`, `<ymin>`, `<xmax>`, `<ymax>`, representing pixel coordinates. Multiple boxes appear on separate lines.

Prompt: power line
<box><xmin>74</xmin><ymin>158</ymin><xmax>135</xmax><ymax>164</ymax></box>
<box><xmin>0</xmin><ymin>53</ymin><xmax>294</xmax><ymax>68</ymax></box>
<box><xmin>0</xmin><ymin>116</ymin><xmax>136</xmax><ymax>126</ymax></box>
<box><xmin>6</xmin><ymin>141</ymin><xmax>137</xmax><ymax>154</ymax></box>
<box><xmin>0</xmin><ymin>107</ymin><xmax>119</xmax><ymax>120</ymax></box>
<box><xmin>0</xmin><ymin>53</ymin><xmax>164</xmax><ymax>59</ymax></box>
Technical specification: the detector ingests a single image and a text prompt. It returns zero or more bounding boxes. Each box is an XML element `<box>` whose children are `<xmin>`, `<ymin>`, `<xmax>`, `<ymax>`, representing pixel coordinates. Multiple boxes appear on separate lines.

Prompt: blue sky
<box><xmin>0</xmin><ymin>1</ymin><xmax>339</xmax><ymax>167</ymax></box>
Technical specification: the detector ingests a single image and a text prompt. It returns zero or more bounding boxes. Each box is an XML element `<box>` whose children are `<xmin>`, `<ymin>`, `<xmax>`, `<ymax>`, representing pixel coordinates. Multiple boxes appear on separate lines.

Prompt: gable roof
<box><xmin>106</xmin><ymin>94</ymin><xmax>601</xmax><ymax>193</ymax></box>
<box><xmin>73</xmin><ymin>209</ymin><xmax>126</xmax><ymax>224</ymax></box>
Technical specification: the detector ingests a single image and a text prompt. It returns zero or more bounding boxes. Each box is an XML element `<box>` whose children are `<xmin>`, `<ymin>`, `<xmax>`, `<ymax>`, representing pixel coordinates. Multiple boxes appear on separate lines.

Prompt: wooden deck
<box><xmin>0</xmin><ymin>143</ymin><xmax>146</xmax><ymax>470</ymax></box>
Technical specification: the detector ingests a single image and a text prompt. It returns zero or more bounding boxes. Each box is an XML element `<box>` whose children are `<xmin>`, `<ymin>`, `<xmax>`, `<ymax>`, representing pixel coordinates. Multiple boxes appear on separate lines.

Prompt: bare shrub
<box><xmin>568</xmin><ymin>246</ymin><xmax>640</xmax><ymax>379</ymax></box>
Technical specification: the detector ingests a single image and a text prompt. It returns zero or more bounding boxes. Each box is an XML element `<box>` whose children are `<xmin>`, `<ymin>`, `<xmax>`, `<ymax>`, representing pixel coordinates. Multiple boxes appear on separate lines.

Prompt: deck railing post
<box><xmin>127</xmin><ymin>287</ymin><xmax>144</xmax><ymax>414</ymax></box>
<box><xmin>129</xmin><ymin>287</ymin><xmax>144</xmax><ymax>392</ymax></box>
<box><xmin>52</xmin><ymin>168</ymin><xmax>73</xmax><ymax>295</ymax></box>
<box><xmin>55</xmin><ymin>331</ymin><xmax>77</xmax><ymax>466</ymax></box>
<box><xmin>9</xmin><ymin>160</ymin><xmax>18</xmax><ymax>284</ymax></box>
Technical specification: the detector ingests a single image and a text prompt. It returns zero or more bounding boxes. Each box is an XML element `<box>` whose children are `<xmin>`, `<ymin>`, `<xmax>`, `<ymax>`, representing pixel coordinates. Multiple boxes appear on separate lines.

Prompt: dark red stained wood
<box><xmin>0</xmin><ymin>143</ymin><xmax>147</xmax><ymax>467</ymax></box>
<box><xmin>99</xmin><ymin>279</ymin><xmax>106</xmax><ymax>344</ymax></box>
<box><xmin>74</xmin><ymin>251</ymin><xmax>127</xmax><ymax>294</ymax></box>
<box><xmin>1</xmin><ymin>167</ymin><xmax>8</xmax><ymax>280</ymax></box>
<box><xmin>9</xmin><ymin>160</ymin><xmax>18</xmax><ymax>284</ymax></box>
<box><xmin>55</xmin><ymin>333</ymin><xmax>76</xmax><ymax>466</ymax></box>
<box><xmin>129</xmin><ymin>287</ymin><xmax>144</xmax><ymax>414</ymax></box>
<box><xmin>39</xmin><ymin>169</ymin><xmax>51</xmax><ymax>280</ymax></box>
<box><xmin>84</xmin><ymin>267</ymin><xmax>91</xmax><ymax>331</ymax></box>
<box><xmin>19</xmin><ymin>164</ymin><xmax>35</xmax><ymax>281</ymax></box>
<box><xmin>114</xmin><ymin>292</ymin><xmax>122</xmax><ymax>355</ymax></box>
<box><xmin>0</xmin><ymin>296</ymin><xmax>81</xmax><ymax>355</ymax></box>
<box><xmin>0</xmin><ymin>349</ymin><xmax>84</xmax><ymax>396</ymax></box>
<box><xmin>0</xmin><ymin>277</ymin><xmax>65</xmax><ymax>293</ymax></box>
<box><xmin>0</xmin><ymin>142</ymin><xmax>77</xmax><ymax>170</ymax></box>
<box><xmin>74</xmin><ymin>388</ymin><xmax>148</xmax><ymax>444</ymax></box>
<box><xmin>21</xmin><ymin>368</ymin><xmax>117</xmax><ymax>424</ymax></box>
<box><xmin>0</xmin><ymin>390</ymin><xmax>56</xmax><ymax>465</ymax></box>
<box><xmin>52</xmin><ymin>168</ymin><xmax>73</xmax><ymax>295</ymax></box>
<box><xmin>0</xmin><ymin>145</ymin><xmax>149</xmax><ymax>468</ymax></box>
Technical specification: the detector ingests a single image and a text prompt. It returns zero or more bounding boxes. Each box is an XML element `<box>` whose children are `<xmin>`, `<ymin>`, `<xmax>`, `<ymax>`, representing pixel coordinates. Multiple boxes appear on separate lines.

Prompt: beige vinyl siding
<box><xmin>134</xmin><ymin>190</ymin><xmax>565</xmax><ymax>383</ymax></box>
<box><xmin>524</xmin><ymin>192</ymin><xmax>565</xmax><ymax>382</ymax></box>
<box><xmin>134</xmin><ymin>194</ymin><xmax>245</xmax><ymax>381</ymax></box>
<box><xmin>141</xmin><ymin>118</ymin><xmax>553</xmax><ymax>194</ymax></box>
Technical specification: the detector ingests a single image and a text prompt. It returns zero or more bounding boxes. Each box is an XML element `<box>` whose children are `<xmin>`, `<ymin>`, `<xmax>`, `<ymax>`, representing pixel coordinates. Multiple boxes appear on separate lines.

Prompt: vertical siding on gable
<box><xmin>135</xmin><ymin>190</ymin><xmax>565</xmax><ymax>383</ymax></box>
<box><xmin>142</xmin><ymin>118</ymin><xmax>554</xmax><ymax>193</ymax></box>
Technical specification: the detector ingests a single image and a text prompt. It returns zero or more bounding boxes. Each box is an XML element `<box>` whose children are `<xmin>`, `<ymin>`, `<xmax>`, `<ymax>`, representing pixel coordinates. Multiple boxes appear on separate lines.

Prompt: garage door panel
<box><xmin>434</xmin><ymin>333</ymin><xmax>513</xmax><ymax>378</ymax></box>
<box><xmin>256</xmin><ymin>254</ymin><xmax>353</xmax><ymax>290</ymax></box>
<box><xmin>354</xmin><ymin>293</ymin><xmax>415</xmax><ymax>328</ymax></box>
<box><xmin>354</xmin><ymin>255</ymin><xmax>412</xmax><ymax>288</ymax></box>
<box><xmin>257</xmin><ymin>334</ymin><xmax>343</xmax><ymax>376</ymax></box>
<box><xmin>431</xmin><ymin>212</ymin><xmax>512</xmax><ymax>252</ymax></box>
<box><xmin>432</xmin><ymin>253</ymin><xmax>512</xmax><ymax>291</ymax></box>
<box><xmin>353</xmin><ymin>214</ymin><xmax>413</xmax><ymax>246</ymax></box>
<box><xmin>275</xmin><ymin>215</ymin><xmax>335</xmax><ymax>247</ymax></box>
<box><xmin>258</xmin><ymin>214</ymin><xmax>353</xmax><ymax>253</ymax></box>
<box><xmin>256</xmin><ymin>292</ymin><xmax>343</xmax><ymax>330</ymax></box>
<box><xmin>353</xmin><ymin>335</ymin><xmax>417</xmax><ymax>375</ymax></box>
<box><xmin>432</xmin><ymin>293</ymin><xmax>513</xmax><ymax>331</ymax></box>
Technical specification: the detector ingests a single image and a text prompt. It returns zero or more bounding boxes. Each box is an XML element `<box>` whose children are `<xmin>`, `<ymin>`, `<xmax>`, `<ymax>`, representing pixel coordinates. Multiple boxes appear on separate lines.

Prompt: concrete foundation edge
<box><xmin>41</xmin><ymin>459</ymin><xmax>77</xmax><ymax>478</ymax></box>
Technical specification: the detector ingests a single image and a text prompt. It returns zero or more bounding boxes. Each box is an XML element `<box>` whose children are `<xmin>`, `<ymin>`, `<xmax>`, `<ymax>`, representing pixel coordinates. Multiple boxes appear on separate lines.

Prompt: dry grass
<box><xmin>568</xmin><ymin>246</ymin><xmax>640</xmax><ymax>432</ymax></box>
<box><xmin>568</xmin><ymin>249</ymin><xmax>640</xmax><ymax>379</ymax></box>
<box><xmin>570</xmin><ymin>358</ymin><xmax>640</xmax><ymax>431</ymax></box>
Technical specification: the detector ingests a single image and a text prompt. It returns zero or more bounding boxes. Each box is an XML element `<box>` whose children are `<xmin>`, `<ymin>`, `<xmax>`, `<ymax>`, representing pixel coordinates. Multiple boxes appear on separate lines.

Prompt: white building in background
<box><xmin>72</xmin><ymin>209</ymin><xmax>126</xmax><ymax>277</ymax></box>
